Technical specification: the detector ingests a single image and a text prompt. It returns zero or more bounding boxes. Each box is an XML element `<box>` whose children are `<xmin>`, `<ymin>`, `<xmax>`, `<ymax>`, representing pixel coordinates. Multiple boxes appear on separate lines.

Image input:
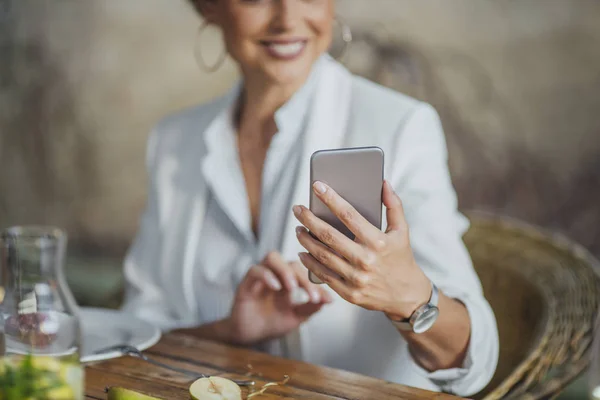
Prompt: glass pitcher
<box><xmin>0</xmin><ymin>226</ymin><xmax>83</xmax><ymax>399</ymax></box>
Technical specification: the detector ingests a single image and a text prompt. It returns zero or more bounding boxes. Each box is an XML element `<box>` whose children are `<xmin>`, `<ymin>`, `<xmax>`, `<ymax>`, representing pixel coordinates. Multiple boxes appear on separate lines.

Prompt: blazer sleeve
<box><xmin>120</xmin><ymin>128</ymin><xmax>179</xmax><ymax>331</ymax></box>
<box><xmin>388</xmin><ymin>102</ymin><xmax>499</xmax><ymax>396</ymax></box>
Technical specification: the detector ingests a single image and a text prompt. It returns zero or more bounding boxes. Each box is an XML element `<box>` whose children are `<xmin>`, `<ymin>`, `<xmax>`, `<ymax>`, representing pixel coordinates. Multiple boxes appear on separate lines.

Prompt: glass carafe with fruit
<box><xmin>0</xmin><ymin>226</ymin><xmax>83</xmax><ymax>399</ymax></box>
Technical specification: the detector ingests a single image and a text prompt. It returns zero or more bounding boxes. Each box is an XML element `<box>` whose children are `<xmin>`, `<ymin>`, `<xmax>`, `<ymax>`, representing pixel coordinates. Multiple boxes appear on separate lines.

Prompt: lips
<box><xmin>261</xmin><ymin>40</ymin><xmax>307</xmax><ymax>60</ymax></box>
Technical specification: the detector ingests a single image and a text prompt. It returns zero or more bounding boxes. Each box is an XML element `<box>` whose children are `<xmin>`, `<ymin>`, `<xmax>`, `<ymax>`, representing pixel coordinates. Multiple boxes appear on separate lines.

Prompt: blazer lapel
<box><xmin>162</xmin><ymin>93</ymin><xmax>237</xmax><ymax>322</ymax></box>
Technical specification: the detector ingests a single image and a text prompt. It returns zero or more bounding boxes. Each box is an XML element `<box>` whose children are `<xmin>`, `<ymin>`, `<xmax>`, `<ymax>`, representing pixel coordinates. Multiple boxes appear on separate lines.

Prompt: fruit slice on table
<box><xmin>189</xmin><ymin>377</ymin><xmax>242</xmax><ymax>400</ymax></box>
<box><xmin>43</xmin><ymin>384</ymin><xmax>75</xmax><ymax>400</ymax></box>
<box><xmin>106</xmin><ymin>386</ymin><xmax>163</xmax><ymax>400</ymax></box>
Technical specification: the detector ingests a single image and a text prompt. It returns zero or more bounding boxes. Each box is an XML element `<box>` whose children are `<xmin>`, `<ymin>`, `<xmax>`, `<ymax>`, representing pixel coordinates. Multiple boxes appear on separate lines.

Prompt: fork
<box><xmin>93</xmin><ymin>344</ymin><xmax>255</xmax><ymax>387</ymax></box>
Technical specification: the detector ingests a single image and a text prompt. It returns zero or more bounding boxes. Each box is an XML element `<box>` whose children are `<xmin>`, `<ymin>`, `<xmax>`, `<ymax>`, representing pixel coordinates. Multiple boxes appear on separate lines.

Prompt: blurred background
<box><xmin>1</xmin><ymin>0</ymin><xmax>599</xmax><ymax>397</ymax></box>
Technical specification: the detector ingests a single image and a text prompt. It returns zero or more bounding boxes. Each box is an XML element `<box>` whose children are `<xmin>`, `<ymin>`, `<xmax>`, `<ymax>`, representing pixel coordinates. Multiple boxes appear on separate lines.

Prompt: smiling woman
<box><xmin>191</xmin><ymin>0</ymin><xmax>333</xmax><ymax>93</ymax></box>
<box><xmin>120</xmin><ymin>0</ymin><xmax>499</xmax><ymax>397</ymax></box>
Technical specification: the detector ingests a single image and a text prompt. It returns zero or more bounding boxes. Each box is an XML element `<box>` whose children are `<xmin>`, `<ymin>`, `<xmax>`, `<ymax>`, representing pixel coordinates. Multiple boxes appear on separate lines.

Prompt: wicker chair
<box><xmin>463</xmin><ymin>213</ymin><xmax>600</xmax><ymax>399</ymax></box>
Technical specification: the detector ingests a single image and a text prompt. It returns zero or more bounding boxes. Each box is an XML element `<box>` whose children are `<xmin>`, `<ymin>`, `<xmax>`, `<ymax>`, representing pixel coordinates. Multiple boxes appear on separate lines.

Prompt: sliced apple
<box><xmin>106</xmin><ymin>386</ymin><xmax>163</xmax><ymax>400</ymax></box>
<box><xmin>189</xmin><ymin>377</ymin><xmax>242</xmax><ymax>400</ymax></box>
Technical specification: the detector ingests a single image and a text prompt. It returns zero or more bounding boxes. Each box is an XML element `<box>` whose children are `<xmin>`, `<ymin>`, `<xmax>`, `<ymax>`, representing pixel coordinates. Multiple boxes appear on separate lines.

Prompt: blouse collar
<box><xmin>200</xmin><ymin>55</ymin><xmax>330</xmax><ymax>243</ymax></box>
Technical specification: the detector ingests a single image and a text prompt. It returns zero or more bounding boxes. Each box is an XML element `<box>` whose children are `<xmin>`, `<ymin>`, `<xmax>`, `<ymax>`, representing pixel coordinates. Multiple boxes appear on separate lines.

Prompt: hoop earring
<box><xmin>332</xmin><ymin>16</ymin><xmax>353</xmax><ymax>61</ymax></box>
<box><xmin>194</xmin><ymin>21</ymin><xmax>227</xmax><ymax>73</ymax></box>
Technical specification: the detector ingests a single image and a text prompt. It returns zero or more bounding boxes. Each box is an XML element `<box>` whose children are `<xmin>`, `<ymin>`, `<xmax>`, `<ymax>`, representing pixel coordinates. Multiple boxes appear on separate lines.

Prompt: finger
<box><xmin>319</xmin><ymin>287</ymin><xmax>334</xmax><ymax>303</ymax></box>
<box><xmin>250</xmin><ymin>279</ymin><xmax>265</xmax><ymax>296</ymax></box>
<box><xmin>290</xmin><ymin>262</ymin><xmax>322</xmax><ymax>303</ymax></box>
<box><xmin>247</xmin><ymin>264</ymin><xmax>282</xmax><ymax>292</ymax></box>
<box><xmin>293</xmin><ymin>205</ymin><xmax>367</xmax><ymax>265</ymax></box>
<box><xmin>383</xmin><ymin>180</ymin><xmax>407</xmax><ymax>233</ymax></box>
<box><xmin>291</xmin><ymin>261</ymin><xmax>334</xmax><ymax>304</ymax></box>
<box><xmin>308</xmin><ymin>181</ymin><xmax>385</xmax><ymax>248</ymax></box>
<box><xmin>289</xmin><ymin>286</ymin><xmax>311</xmax><ymax>305</ymax></box>
<box><xmin>291</xmin><ymin>262</ymin><xmax>335</xmax><ymax>304</ymax></box>
<box><xmin>298</xmin><ymin>252</ymin><xmax>351</xmax><ymax>299</ymax></box>
<box><xmin>296</xmin><ymin>226</ymin><xmax>361</xmax><ymax>282</ymax></box>
<box><xmin>262</xmin><ymin>252</ymin><xmax>298</xmax><ymax>291</ymax></box>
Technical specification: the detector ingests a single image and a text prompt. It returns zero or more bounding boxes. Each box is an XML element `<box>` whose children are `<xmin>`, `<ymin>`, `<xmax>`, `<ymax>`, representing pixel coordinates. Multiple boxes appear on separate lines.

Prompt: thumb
<box><xmin>383</xmin><ymin>180</ymin><xmax>407</xmax><ymax>233</ymax></box>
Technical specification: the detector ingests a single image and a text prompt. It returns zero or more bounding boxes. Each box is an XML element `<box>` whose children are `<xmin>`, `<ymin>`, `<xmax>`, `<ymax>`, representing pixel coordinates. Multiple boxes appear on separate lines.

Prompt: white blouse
<box><xmin>193</xmin><ymin>66</ymin><xmax>315</xmax><ymax>330</ymax></box>
<box><xmin>122</xmin><ymin>55</ymin><xmax>499</xmax><ymax>397</ymax></box>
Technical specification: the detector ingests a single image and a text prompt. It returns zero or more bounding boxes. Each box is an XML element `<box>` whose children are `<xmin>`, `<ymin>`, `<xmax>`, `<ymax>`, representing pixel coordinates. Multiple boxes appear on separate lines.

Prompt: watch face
<box><xmin>412</xmin><ymin>307</ymin><xmax>439</xmax><ymax>334</ymax></box>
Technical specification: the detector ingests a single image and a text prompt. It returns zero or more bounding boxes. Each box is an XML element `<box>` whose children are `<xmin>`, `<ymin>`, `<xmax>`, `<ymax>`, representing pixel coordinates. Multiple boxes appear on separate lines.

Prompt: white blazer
<box><xmin>122</xmin><ymin>57</ymin><xmax>498</xmax><ymax>396</ymax></box>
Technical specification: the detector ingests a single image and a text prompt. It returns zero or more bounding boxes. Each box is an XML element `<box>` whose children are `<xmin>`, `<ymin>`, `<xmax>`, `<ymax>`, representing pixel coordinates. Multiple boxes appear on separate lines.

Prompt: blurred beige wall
<box><xmin>1</xmin><ymin>0</ymin><xmax>599</xmax><ymax>256</ymax></box>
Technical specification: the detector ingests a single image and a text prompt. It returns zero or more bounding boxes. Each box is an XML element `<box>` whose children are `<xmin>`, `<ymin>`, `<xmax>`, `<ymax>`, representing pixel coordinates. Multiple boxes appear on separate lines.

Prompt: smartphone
<box><xmin>308</xmin><ymin>146</ymin><xmax>384</xmax><ymax>284</ymax></box>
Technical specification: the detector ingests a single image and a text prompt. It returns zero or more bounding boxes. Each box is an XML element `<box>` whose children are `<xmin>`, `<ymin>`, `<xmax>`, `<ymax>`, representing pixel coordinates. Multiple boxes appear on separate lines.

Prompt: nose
<box><xmin>271</xmin><ymin>0</ymin><xmax>301</xmax><ymax>32</ymax></box>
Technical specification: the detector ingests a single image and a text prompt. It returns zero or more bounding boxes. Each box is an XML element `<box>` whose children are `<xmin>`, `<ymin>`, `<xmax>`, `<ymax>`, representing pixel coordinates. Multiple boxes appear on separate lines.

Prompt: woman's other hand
<box><xmin>227</xmin><ymin>252</ymin><xmax>332</xmax><ymax>346</ymax></box>
<box><xmin>294</xmin><ymin>180</ymin><xmax>431</xmax><ymax>321</ymax></box>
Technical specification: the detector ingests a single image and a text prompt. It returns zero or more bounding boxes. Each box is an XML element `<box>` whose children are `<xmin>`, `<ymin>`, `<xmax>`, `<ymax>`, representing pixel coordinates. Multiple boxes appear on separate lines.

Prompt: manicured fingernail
<box><xmin>313</xmin><ymin>181</ymin><xmax>327</xmax><ymax>194</ymax></box>
<box><xmin>296</xmin><ymin>226</ymin><xmax>304</xmax><ymax>236</ymax></box>
<box><xmin>268</xmin><ymin>277</ymin><xmax>282</xmax><ymax>291</ymax></box>
<box><xmin>290</xmin><ymin>287</ymin><xmax>310</xmax><ymax>305</ymax></box>
<box><xmin>310</xmin><ymin>290</ymin><xmax>321</xmax><ymax>304</ymax></box>
<box><xmin>293</xmin><ymin>205</ymin><xmax>302</xmax><ymax>217</ymax></box>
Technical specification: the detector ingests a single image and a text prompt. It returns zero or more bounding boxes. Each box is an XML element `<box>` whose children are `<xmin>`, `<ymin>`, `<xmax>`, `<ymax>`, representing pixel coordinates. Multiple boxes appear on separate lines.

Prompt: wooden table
<box><xmin>85</xmin><ymin>333</ymin><xmax>461</xmax><ymax>399</ymax></box>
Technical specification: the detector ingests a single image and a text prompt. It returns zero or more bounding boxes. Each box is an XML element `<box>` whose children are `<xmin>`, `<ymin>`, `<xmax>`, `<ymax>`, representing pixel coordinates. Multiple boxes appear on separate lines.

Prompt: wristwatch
<box><xmin>390</xmin><ymin>281</ymin><xmax>439</xmax><ymax>334</ymax></box>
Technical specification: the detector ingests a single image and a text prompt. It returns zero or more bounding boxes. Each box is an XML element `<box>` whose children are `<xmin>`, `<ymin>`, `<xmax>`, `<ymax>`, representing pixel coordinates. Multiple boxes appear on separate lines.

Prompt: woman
<box><xmin>122</xmin><ymin>0</ymin><xmax>499</xmax><ymax>396</ymax></box>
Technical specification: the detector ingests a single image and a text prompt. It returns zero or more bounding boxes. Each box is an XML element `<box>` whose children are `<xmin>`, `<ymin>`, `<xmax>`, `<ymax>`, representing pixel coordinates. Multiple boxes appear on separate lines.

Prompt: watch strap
<box><xmin>393</xmin><ymin>281</ymin><xmax>438</xmax><ymax>332</ymax></box>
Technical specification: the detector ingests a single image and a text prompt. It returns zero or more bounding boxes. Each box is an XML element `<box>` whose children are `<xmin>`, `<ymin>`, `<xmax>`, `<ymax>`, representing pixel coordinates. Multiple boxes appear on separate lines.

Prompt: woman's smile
<box><xmin>260</xmin><ymin>38</ymin><xmax>308</xmax><ymax>60</ymax></box>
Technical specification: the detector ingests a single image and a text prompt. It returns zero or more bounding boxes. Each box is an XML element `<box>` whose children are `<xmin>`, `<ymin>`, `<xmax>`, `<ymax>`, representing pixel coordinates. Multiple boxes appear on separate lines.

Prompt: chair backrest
<box><xmin>463</xmin><ymin>213</ymin><xmax>600</xmax><ymax>399</ymax></box>
<box><xmin>473</xmin><ymin>264</ymin><xmax>546</xmax><ymax>398</ymax></box>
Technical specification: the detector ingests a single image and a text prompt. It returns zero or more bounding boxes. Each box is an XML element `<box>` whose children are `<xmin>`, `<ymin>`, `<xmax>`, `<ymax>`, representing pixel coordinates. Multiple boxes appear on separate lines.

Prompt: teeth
<box><xmin>268</xmin><ymin>42</ymin><xmax>304</xmax><ymax>56</ymax></box>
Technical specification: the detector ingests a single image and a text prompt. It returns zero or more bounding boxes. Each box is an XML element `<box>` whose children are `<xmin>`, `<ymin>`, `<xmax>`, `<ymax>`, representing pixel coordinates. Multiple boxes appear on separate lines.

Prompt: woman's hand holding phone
<box><xmin>294</xmin><ymin>180</ymin><xmax>431</xmax><ymax>321</ymax></box>
<box><xmin>226</xmin><ymin>252</ymin><xmax>333</xmax><ymax>346</ymax></box>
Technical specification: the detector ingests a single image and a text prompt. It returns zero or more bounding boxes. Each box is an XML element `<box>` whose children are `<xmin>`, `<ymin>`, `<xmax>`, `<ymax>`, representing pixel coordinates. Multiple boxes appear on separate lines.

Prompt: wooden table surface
<box><xmin>84</xmin><ymin>333</ymin><xmax>461</xmax><ymax>400</ymax></box>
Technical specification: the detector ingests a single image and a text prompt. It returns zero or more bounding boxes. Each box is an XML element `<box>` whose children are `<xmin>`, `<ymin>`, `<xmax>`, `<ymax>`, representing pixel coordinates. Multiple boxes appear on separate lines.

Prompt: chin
<box><xmin>262</xmin><ymin>56</ymin><xmax>320</xmax><ymax>87</ymax></box>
